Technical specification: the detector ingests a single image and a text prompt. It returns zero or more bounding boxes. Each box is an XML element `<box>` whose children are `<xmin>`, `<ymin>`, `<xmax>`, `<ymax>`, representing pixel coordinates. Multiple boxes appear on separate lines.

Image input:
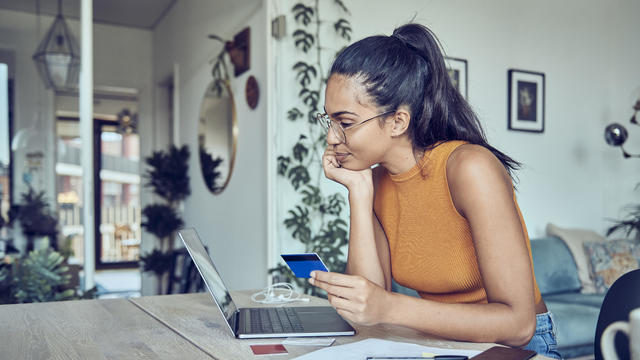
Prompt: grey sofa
<box><xmin>531</xmin><ymin>236</ymin><xmax>604</xmax><ymax>358</ymax></box>
<box><xmin>391</xmin><ymin>236</ymin><xmax>603</xmax><ymax>358</ymax></box>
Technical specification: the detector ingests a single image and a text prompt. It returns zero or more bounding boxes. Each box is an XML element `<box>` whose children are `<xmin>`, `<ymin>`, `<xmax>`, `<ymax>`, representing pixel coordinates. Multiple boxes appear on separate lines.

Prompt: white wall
<box><xmin>272</xmin><ymin>0</ymin><xmax>640</xmax><ymax>255</ymax></box>
<box><xmin>152</xmin><ymin>0</ymin><xmax>269</xmax><ymax>293</ymax></box>
<box><xmin>0</xmin><ymin>9</ymin><xmax>153</xmax><ymax>254</ymax></box>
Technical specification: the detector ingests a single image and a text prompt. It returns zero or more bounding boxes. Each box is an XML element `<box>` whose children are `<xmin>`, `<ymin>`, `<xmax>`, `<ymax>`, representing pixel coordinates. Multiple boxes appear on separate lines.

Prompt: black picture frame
<box><xmin>445</xmin><ymin>57</ymin><xmax>468</xmax><ymax>99</ymax></box>
<box><xmin>507</xmin><ymin>69</ymin><xmax>545</xmax><ymax>133</ymax></box>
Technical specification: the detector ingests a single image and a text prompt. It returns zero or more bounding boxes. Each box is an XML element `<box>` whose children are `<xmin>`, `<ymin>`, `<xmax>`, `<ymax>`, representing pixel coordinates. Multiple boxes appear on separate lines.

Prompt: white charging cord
<box><xmin>251</xmin><ymin>282</ymin><xmax>310</xmax><ymax>304</ymax></box>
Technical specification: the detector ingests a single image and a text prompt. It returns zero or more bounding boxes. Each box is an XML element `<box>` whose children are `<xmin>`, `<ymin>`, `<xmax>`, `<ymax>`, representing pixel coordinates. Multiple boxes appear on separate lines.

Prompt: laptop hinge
<box><xmin>234</xmin><ymin>310</ymin><xmax>241</xmax><ymax>334</ymax></box>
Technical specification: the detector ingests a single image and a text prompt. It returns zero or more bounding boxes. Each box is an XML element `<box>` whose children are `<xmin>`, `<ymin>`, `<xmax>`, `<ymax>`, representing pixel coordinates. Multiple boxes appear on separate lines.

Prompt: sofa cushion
<box><xmin>545</xmin><ymin>300</ymin><xmax>600</xmax><ymax>349</ymax></box>
<box><xmin>544</xmin><ymin>292</ymin><xmax>605</xmax><ymax>308</ymax></box>
<box><xmin>546</xmin><ymin>223</ymin><xmax>605</xmax><ymax>294</ymax></box>
<box><xmin>531</xmin><ymin>237</ymin><xmax>582</xmax><ymax>295</ymax></box>
<box><xmin>583</xmin><ymin>238</ymin><xmax>640</xmax><ymax>293</ymax></box>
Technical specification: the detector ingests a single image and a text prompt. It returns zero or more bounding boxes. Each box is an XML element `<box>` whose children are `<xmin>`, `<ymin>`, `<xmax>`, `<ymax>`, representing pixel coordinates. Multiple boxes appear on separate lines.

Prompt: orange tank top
<box><xmin>373</xmin><ymin>140</ymin><xmax>542</xmax><ymax>304</ymax></box>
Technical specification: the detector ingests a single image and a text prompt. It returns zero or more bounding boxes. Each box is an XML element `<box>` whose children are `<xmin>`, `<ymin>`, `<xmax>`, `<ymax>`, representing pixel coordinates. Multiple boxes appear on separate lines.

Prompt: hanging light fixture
<box><xmin>604</xmin><ymin>97</ymin><xmax>640</xmax><ymax>159</ymax></box>
<box><xmin>32</xmin><ymin>0</ymin><xmax>80</xmax><ymax>90</ymax></box>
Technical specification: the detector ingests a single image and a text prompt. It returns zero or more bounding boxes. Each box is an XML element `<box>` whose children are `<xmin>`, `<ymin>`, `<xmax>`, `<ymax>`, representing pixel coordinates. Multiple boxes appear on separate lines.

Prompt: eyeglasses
<box><xmin>317</xmin><ymin>110</ymin><xmax>396</xmax><ymax>144</ymax></box>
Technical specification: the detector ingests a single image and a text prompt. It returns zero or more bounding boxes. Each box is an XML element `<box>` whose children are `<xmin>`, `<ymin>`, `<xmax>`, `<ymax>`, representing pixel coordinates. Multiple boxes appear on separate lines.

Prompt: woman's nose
<box><xmin>326</xmin><ymin>126</ymin><xmax>341</xmax><ymax>145</ymax></box>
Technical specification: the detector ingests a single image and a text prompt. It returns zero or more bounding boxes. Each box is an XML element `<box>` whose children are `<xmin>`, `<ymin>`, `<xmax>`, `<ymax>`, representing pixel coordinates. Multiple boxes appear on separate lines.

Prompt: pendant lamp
<box><xmin>32</xmin><ymin>0</ymin><xmax>80</xmax><ymax>90</ymax></box>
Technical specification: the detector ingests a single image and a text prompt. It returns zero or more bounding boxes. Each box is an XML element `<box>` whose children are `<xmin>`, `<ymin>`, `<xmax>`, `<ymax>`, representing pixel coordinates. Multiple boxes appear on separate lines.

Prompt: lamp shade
<box><xmin>32</xmin><ymin>14</ymin><xmax>80</xmax><ymax>90</ymax></box>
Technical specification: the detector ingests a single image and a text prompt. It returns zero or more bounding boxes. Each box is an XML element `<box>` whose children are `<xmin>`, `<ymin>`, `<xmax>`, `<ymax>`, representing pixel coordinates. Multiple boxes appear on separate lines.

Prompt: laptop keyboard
<box><xmin>248</xmin><ymin>307</ymin><xmax>304</xmax><ymax>333</ymax></box>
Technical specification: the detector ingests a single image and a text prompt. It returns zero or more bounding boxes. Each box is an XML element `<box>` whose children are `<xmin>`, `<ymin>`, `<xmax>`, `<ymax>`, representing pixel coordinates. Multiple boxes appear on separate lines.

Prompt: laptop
<box><xmin>178</xmin><ymin>228</ymin><xmax>356</xmax><ymax>339</ymax></box>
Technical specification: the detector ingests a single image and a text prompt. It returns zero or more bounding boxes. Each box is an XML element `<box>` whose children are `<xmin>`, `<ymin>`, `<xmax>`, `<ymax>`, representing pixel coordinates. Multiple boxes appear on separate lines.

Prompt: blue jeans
<box><xmin>524</xmin><ymin>312</ymin><xmax>563</xmax><ymax>359</ymax></box>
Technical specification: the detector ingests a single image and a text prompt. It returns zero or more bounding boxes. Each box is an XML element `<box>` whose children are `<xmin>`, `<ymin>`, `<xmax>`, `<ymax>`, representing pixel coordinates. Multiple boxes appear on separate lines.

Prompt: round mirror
<box><xmin>198</xmin><ymin>79</ymin><xmax>237</xmax><ymax>194</ymax></box>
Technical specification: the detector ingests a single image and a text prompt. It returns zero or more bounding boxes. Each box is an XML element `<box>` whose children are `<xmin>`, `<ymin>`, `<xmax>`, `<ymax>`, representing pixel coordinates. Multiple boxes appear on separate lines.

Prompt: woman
<box><xmin>309</xmin><ymin>23</ymin><xmax>562</xmax><ymax>359</ymax></box>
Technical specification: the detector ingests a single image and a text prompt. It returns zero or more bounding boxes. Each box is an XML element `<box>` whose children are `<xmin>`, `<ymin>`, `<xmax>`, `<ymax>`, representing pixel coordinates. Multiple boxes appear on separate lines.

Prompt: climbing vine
<box><xmin>270</xmin><ymin>0</ymin><xmax>352</xmax><ymax>296</ymax></box>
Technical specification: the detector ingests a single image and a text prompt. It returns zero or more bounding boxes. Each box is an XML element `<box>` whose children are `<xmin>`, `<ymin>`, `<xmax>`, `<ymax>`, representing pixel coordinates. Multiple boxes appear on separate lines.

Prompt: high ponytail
<box><xmin>329</xmin><ymin>23</ymin><xmax>521</xmax><ymax>180</ymax></box>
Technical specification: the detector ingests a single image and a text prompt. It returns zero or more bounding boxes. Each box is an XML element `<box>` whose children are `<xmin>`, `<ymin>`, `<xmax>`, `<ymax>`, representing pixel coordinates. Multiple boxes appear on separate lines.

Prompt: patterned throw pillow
<box><xmin>583</xmin><ymin>239</ymin><xmax>640</xmax><ymax>293</ymax></box>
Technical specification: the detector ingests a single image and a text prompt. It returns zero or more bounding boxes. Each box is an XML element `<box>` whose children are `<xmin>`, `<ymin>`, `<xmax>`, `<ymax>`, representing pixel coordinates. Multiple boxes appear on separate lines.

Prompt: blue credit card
<box><xmin>281</xmin><ymin>253</ymin><xmax>329</xmax><ymax>278</ymax></box>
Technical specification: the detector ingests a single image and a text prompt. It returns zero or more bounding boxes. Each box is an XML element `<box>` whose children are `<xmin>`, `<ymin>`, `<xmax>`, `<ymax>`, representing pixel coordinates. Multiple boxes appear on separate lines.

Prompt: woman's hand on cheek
<box><xmin>309</xmin><ymin>271</ymin><xmax>390</xmax><ymax>326</ymax></box>
<box><xmin>322</xmin><ymin>147</ymin><xmax>373</xmax><ymax>196</ymax></box>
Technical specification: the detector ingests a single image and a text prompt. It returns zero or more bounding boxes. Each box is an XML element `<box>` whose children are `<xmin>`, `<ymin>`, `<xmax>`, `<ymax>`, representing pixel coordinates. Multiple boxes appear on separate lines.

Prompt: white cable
<box><xmin>251</xmin><ymin>282</ymin><xmax>310</xmax><ymax>304</ymax></box>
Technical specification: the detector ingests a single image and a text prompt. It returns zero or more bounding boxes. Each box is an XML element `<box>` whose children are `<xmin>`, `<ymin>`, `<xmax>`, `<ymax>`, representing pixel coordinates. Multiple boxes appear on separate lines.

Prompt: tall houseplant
<box><xmin>140</xmin><ymin>145</ymin><xmax>190</xmax><ymax>294</ymax></box>
<box><xmin>270</xmin><ymin>0</ymin><xmax>353</xmax><ymax>296</ymax></box>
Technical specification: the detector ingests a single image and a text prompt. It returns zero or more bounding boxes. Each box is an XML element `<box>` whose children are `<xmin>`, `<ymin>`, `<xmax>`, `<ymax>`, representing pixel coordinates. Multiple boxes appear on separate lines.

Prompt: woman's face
<box><xmin>323</xmin><ymin>74</ymin><xmax>394</xmax><ymax>170</ymax></box>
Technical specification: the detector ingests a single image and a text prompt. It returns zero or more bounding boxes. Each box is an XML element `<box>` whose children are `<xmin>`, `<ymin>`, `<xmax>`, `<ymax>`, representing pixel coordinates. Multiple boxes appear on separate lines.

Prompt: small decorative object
<box><xmin>272</xmin><ymin>15</ymin><xmax>287</xmax><ymax>39</ymax></box>
<box><xmin>208</xmin><ymin>27</ymin><xmax>251</xmax><ymax>81</ymax></box>
<box><xmin>507</xmin><ymin>69</ymin><xmax>545</xmax><ymax>133</ymax></box>
<box><xmin>116</xmin><ymin>108</ymin><xmax>138</xmax><ymax>134</ymax></box>
<box><xmin>604</xmin><ymin>97</ymin><xmax>640</xmax><ymax>158</ymax></box>
<box><xmin>225</xmin><ymin>27</ymin><xmax>251</xmax><ymax>77</ymax></box>
<box><xmin>445</xmin><ymin>57</ymin><xmax>467</xmax><ymax>99</ymax></box>
<box><xmin>245</xmin><ymin>75</ymin><xmax>259</xmax><ymax>109</ymax></box>
<box><xmin>32</xmin><ymin>0</ymin><xmax>80</xmax><ymax>90</ymax></box>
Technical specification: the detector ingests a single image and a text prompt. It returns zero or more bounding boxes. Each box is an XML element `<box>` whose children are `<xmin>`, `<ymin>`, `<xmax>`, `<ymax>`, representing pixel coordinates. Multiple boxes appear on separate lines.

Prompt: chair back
<box><xmin>166</xmin><ymin>247</ymin><xmax>205</xmax><ymax>295</ymax></box>
<box><xmin>594</xmin><ymin>269</ymin><xmax>640</xmax><ymax>360</ymax></box>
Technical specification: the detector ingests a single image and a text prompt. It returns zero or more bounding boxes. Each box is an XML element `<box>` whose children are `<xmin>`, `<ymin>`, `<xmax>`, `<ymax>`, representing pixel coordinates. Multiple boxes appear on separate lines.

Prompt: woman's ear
<box><xmin>390</xmin><ymin>108</ymin><xmax>411</xmax><ymax>137</ymax></box>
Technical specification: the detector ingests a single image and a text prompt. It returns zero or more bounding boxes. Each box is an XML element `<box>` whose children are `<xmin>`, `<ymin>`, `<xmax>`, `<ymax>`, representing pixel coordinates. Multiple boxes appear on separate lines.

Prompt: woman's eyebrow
<box><xmin>324</xmin><ymin>107</ymin><xmax>358</xmax><ymax>117</ymax></box>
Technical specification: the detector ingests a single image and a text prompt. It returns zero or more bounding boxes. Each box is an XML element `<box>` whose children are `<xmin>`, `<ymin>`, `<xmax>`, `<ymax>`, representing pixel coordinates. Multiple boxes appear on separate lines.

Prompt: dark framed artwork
<box><xmin>445</xmin><ymin>57</ymin><xmax>468</xmax><ymax>99</ymax></box>
<box><xmin>507</xmin><ymin>69</ymin><xmax>545</xmax><ymax>133</ymax></box>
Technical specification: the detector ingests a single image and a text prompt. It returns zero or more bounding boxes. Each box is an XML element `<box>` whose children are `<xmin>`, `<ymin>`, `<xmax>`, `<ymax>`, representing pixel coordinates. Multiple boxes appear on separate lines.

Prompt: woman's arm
<box><xmin>312</xmin><ymin>144</ymin><xmax>537</xmax><ymax>346</ymax></box>
<box><xmin>322</xmin><ymin>148</ymin><xmax>391</xmax><ymax>290</ymax></box>
<box><xmin>344</xmin><ymin>167</ymin><xmax>392</xmax><ymax>290</ymax></box>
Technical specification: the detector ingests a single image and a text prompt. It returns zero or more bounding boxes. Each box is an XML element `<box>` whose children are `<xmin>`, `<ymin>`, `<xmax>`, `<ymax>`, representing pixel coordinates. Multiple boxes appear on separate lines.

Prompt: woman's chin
<box><xmin>339</xmin><ymin>158</ymin><xmax>373</xmax><ymax>171</ymax></box>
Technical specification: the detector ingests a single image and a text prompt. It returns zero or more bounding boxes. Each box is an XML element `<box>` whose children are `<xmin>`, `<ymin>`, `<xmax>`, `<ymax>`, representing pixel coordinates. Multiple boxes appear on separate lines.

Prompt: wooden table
<box><xmin>0</xmin><ymin>290</ymin><xmax>553</xmax><ymax>359</ymax></box>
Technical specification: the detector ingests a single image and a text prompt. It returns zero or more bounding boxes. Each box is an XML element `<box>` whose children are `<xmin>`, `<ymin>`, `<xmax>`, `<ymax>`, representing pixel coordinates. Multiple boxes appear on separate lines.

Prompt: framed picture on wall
<box><xmin>445</xmin><ymin>57</ymin><xmax>467</xmax><ymax>99</ymax></box>
<box><xmin>507</xmin><ymin>69</ymin><xmax>545</xmax><ymax>133</ymax></box>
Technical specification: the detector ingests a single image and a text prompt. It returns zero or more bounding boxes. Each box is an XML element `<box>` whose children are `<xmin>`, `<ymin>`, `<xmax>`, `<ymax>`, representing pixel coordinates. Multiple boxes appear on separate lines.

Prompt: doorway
<box><xmin>55</xmin><ymin>91</ymin><xmax>140</xmax><ymax>270</ymax></box>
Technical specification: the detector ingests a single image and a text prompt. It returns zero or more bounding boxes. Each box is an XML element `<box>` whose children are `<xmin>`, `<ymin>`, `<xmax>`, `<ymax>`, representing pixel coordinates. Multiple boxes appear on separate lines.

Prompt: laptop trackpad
<box><xmin>296</xmin><ymin>307</ymin><xmax>353</xmax><ymax>331</ymax></box>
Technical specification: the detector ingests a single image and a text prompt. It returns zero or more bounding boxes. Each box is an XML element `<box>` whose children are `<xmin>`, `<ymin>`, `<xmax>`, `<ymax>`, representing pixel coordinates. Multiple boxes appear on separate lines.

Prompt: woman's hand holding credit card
<box><xmin>281</xmin><ymin>253</ymin><xmax>329</xmax><ymax>278</ymax></box>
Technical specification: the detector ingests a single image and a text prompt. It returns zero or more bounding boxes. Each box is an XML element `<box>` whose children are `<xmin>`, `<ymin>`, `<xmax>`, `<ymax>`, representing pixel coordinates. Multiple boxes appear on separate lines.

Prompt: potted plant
<box><xmin>9</xmin><ymin>187</ymin><xmax>58</xmax><ymax>252</ymax></box>
<box><xmin>0</xmin><ymin>247</ymin><xmax>96</xmax><ymax>304</ymax></box>
<box><xmin>607</xmin><ymin>204</ymin><xmax>640</xmax><ymax>240</ymax></box>
<box><xmin>140</xmin><ymin>145</ymin><xmax>190</xmax><ymax>294</ymax></box>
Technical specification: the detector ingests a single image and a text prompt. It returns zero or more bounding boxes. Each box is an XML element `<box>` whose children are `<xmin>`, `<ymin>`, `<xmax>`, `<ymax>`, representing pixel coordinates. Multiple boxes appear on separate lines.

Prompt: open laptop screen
<box><xmin>178</xmin><ymin>229</ymin><xmax>238</xmax><ymax>324</ymax></box>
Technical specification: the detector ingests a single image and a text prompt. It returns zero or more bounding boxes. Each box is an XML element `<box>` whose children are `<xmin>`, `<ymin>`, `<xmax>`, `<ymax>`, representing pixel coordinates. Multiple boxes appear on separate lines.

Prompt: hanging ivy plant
<box><xmin>270</xmin><ymin>0</ymin><xmax>352</xmax><ymax>297</ymax></box>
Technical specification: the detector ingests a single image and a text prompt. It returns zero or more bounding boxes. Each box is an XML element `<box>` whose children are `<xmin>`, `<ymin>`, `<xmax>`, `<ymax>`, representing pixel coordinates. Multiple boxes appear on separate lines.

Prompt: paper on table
<box><xmin>291</xmin><ymin>338</ymin><xmax>482</xmax><ymax>360</ymax></box>
<box><xmin>282</xmin><ymin>337</ymin><xmax>335</xmax><ymax>346</ymax></box>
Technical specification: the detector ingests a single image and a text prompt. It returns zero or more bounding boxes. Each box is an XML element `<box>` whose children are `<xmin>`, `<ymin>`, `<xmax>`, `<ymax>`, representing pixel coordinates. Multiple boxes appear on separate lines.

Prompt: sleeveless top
<box><xmin>373</xmin><ymin>140</ymin><xmax>542</xmax><ymax>304</ymax></box>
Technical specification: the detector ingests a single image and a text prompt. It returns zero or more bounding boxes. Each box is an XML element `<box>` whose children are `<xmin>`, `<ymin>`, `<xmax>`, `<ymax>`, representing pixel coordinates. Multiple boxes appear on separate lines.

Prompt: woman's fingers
<box><xmin>328</xmin><ymin>294</ymin><xmax>357</xmax><ymax>313</ymax></box>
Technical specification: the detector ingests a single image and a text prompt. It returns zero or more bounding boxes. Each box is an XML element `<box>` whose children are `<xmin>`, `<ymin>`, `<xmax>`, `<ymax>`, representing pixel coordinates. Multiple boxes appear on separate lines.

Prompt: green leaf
<box><xmin>308</xmin><ymin>110</ymin><xmax>319</xmax><ymax>124</ymax></box>
<box><xmin>293</xmin><ymin>62</ymin><xmax>317</xmax><ymax>87</ymax></box>
<box><xmin>287</xmin><ymin>165</ymin><xmax>310</xmax><ymax>190</ymax></box>
<box><xmin>292</xmin><ymin>3</ymin><xmax>314</xmax><ymax>26</ymax></box>
<box><xmin>287</xmin><ymin>108</ymin><xmax>303</xmax><ymax>121</ymax></box>
<box><xmin>293</xmin><ymin>29</ymin><xmax>315</xmax><ymax>53</ymax></box>
<box><xmin>301</xmin><ymin>185</ymin><xmax>322</xmax><ymax>206</ymax></box>
<box><xmin>334</xmin><ymin>19</ymin><xmax>352</xmax><ymax>41</ymax></box>
<box><xmin>293</xmin><ymin>142</ymin><xmax>309</xmax><ymax>162</ymax></box>
<box><xmin>319</xmin><ymin>193</ymin><xmax>346</xmax><ymax>216</ymax></box>
<box><xmin>334</xmin><ymin>0</ymin><xmax>350</xmax><ymax>13</ymax></box>
<box><xmin>284</xmin><ymin>205</ymin><xmax>311</xmax><ymax>243</ymax></box>
<box><xmin>299</xmin><ymin>88</ymin><xmax>319</xmax><ymax>108</ymax></box>
<box><xmin>277</xmin><ymin>156</ymin><xmax>291</xmax><ymax>176</ymax></box>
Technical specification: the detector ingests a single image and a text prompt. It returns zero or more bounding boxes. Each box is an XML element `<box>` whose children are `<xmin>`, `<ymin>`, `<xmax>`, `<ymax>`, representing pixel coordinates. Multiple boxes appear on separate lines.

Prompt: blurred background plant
<box><xmin>607</xmin><ymin>183</ymin><xmax>640</xmax><ymax>240</ymax></box>
<box><xmin>0</xmin><ymin>248</ymin><xmax>96</xmax><ymax>304</ymax></box>
<box><xmin>9</xmin><ymin>186</ymin><xmax>59</xmax><ymax>252</ymax></box>
<box><xmin>140</xmin><ymin>144</ymin><xmax>190</xmax><ymax>294</ymax></box>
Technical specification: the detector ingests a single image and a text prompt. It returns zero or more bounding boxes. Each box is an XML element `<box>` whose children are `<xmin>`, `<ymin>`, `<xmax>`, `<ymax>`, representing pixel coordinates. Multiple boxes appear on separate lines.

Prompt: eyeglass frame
<box><xmin>317</xmin><ymin>109</ymin><xmax>397</xmax><ymax>144</ymax></box>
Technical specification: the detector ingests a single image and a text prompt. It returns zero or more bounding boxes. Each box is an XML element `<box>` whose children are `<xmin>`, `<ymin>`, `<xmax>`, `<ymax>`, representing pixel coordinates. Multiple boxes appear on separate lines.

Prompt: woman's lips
<box><xmin>335</xmin><ymin>152</ymin><xmax>350</xmax><ymax>163</ymax></box>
